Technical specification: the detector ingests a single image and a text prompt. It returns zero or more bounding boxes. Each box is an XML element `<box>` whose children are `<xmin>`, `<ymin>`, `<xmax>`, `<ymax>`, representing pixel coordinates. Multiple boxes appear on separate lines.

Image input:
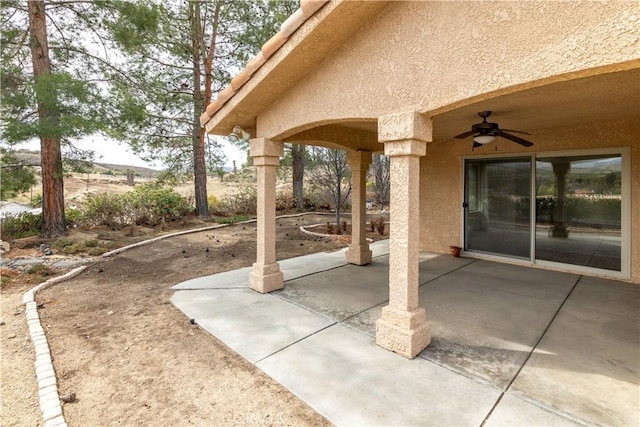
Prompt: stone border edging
<box><xmin>20</xmin><ymin>211</ymin><xmax>342</xmax><ymax>426</ymax></box>
<box><xmin>299</xmin><ymin>223</ymin><xmax>348</xmax><ymax>240</ymax></box>
<box><xmin>101</xmin><ymin>211</ymin><xmax>342</xmax><ymax>257</ymax></box>
<box><xmin>23</xmin><ymin>266</ymin><xmax>87</xmax><ymax>427</ymax></box>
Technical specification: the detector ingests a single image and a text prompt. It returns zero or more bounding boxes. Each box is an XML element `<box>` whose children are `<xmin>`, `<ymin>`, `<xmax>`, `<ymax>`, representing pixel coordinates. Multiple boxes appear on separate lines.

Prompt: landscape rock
<box><xmin>40</xmin><ymin>244</ymin><xmax>53</xmax><ymax>256</ymax></box>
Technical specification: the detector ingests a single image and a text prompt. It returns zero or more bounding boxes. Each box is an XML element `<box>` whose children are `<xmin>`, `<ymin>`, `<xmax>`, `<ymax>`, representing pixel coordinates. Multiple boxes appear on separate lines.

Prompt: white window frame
<box><xmin>460</xmin><ymin>147</ymin><xmax>630</xmax><ymax>280</ymax></box>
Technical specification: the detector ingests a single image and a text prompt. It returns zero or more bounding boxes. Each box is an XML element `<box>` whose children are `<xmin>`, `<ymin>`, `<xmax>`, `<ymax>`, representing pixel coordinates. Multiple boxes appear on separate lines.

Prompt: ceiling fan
<box><xmin>454</xmin><ymin>111</ymin><xmax>534</xmax><ymax>149</ymax></box>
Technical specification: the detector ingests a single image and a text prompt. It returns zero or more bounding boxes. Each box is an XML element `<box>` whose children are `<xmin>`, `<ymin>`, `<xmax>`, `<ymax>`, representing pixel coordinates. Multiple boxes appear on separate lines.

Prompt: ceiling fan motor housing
<box><xmin>472</xmin><ymin>121</ymin><xmax>499</xmax><ymax>135</ymax></box>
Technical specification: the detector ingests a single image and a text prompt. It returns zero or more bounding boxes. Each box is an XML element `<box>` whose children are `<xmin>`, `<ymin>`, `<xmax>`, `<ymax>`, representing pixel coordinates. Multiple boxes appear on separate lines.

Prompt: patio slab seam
<box><xmin>174</xmin><ymin>285</ymin><xmax>248</xmax><ymax>291</ymax></box>
<box><xmin>252</xmin><ymin>321</ymin><xmax>338</xmax><ymax>364</ymax></box>
<box><xmin>481</xmin><ymin>274</ymin><xmax>583</xmax><ymax>426</ymax></box>
<box><xmin>284</xmin><ymin>251</ymin><xmax>391</xmax><ymax>283</ymax></box>
<box><xmin>418</xmin><ymin>258</ymin><xmax>479</xmax><ymax>287</ymax></box>
<box><xmin>270</xmin><ymin>256</ymin><xmax>478</xmax><ymax>327</ymax></box>
<box><xmin>496</xmin><ymin>390</ymin><xmax>591</xmax><ymax>427</ymax></box>
<box><xmin>266</xmin><ymin>290</ymin><xmax>514</xmax><ymax>397</ymax></box>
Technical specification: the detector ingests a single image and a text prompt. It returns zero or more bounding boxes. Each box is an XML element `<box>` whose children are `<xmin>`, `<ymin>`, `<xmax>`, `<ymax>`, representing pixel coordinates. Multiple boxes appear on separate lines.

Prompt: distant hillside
<box><xmin>11</xmin><ymin>149</ymin><xmax>160</xmax><ymax>178</ymax></box>
<box><xmin>93</xmin><ymin>162</ymin><xmax>160</xmax><ymax>178</ymax></box>
<box><xmin>10</xmin><ymin>149</ymin><xmax>41</xmax><ymax>166</ymax></box>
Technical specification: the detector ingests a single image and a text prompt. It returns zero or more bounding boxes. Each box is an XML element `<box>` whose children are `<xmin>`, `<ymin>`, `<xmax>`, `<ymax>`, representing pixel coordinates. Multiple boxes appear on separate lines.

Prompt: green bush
<box><xmin>51</xmin><ymin>238</ymin><xmax>82</xmax><ymax>254</ymax></box>
<box><xmin>26</xmin><ymin>263</ymin><xmax>54</xmax><ymax>276</ymax></box>
<box><xmin>80</xmin><ymin>184</ymin><xmax>192</xmax><ymax>229</ymax></box>
<box><xmin>81</xmin><ymin>192</ymin><xmax>126</xmax><ymax>228</ymax></box>
<box><xmin>566</xmin><ymin>195</ymin><xmax>621</xmax><ymax>227</ymax></box>
<box><xmin>535</xmin><ymin>195</ymin><xmax>621</xmax><ymax>228</ymax></box>
<box><xmin>31</xmin><ymin>194</ymin><xmax>43</xmax><ymax>208</ymax></box>
<box><xmin>0</xmin><ymin>212</ymin><xmax>42</xmax><ymax>239</ymax></box>
<box><xmin>87</xmin><ymin>246</ymin><xmax>108</xmax><ymax>256</ymax></box>
<box><xmin>51</xmin><ymin>238</ymin><xmax>111</xmax><ymax>255</ymax></box>
<box><xmin>213</xmin><ymin>215</ymin><xmax>251</xmax><ymax>224</ymax></box>
<box><xmin>65</xmin><ymin>207</ymin><xmax>83</xmax><ymax>227</ymax></box>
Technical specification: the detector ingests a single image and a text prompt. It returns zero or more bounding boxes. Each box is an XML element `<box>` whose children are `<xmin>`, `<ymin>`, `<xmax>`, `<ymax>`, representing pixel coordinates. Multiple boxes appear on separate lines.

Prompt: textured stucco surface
<box><xmin>419</xmin><ymin>118</ymin><xmax>639</xmax><ymax>282</ymax></box>
<box><xmin>249</xmin><ymin>139</ymin><xmax>284</xmax><ymax>293</ymax></box>
<box><xmin>207</xmin><ymin>1</ymin><xmax>639</xmax><ymax>284</ymax></box>
<box><xmin>376</xmin><ymin>132</ymin><xmax>431</xmax><ymax>358</ymax></box>
<box><xmin>256</xmin><ymin>1</ymin><xmax>639</xmax><ymax>140</ymax></box>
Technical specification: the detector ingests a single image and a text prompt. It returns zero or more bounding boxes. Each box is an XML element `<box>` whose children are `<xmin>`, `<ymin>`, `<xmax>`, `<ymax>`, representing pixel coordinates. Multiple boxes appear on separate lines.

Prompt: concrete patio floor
<box><xmin>171</xmin><ymin>241</ymin><xmax>639</xmax><ymax>426</ymax></box>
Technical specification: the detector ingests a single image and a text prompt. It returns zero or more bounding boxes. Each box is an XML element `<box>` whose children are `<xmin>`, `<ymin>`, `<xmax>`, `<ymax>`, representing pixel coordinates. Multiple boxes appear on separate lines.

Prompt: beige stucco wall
<box><xmin>419</xmin><ymin>118</ymin><xmax>640</xmax><ymax>282</ymax></box>
<box><xmin>240</xmin><ymin>0</ymin><xmax>639</xmax><ymax>281</ymax></box>
<box><xmin>257</xmin><ymin>0</ymin><xmax>638</xmax><ymax>139</ymax></box>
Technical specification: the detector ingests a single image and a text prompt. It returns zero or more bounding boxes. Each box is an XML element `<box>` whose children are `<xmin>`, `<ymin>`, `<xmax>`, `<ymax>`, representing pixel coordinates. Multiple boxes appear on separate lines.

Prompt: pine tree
<box><xmin>2</xmin><ymin>0</ymin><xmax>105</xmax><ymax>236</ymax></box>
<box><xmin>106</xmin><ymin>0</ymin><xmax>295</xmax><ymax>219</ymax></box>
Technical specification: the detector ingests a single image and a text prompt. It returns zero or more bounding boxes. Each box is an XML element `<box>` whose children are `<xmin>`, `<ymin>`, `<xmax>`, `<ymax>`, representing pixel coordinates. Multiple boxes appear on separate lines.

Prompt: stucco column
<box><xmin>376</xmin><ymin>112</ymin><xmax>431</xmax><ymax>359</ymax></box>
<box><xmin>249</xmin><ymin>138</ymin><xmax>284</xmax><ymax>293</ymax></box>
<box><xmin>346</xmin><ymin>150</ymin><xmax>373</xmax><ymax>265</ymax></box>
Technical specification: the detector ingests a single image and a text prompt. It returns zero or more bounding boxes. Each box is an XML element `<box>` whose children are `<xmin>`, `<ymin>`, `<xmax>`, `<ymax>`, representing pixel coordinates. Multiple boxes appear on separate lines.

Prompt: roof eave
<box><xmin>203</xmin><ymin>0</ymin><xmax>389</xmax><ymax>137</ymax></box>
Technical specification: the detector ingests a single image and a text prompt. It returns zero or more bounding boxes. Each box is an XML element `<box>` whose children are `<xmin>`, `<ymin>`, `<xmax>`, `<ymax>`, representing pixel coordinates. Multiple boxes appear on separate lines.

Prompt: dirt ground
<box><xmin>1</xmin><ymin>213</ymin><xmax>387</xmax><ymax>426</ymax></box>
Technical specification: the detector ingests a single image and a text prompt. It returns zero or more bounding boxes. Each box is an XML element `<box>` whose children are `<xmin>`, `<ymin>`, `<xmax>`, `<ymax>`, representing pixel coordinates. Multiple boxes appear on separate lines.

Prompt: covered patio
<box><xmin>199</xmin><ymin>0</ymin><xmax>639</xmax><ymax>360</ymax></box>
<box><xmin>171</xmin><ymin>245</ymin><xmax>640</xmax><ymax>426</ymax></box>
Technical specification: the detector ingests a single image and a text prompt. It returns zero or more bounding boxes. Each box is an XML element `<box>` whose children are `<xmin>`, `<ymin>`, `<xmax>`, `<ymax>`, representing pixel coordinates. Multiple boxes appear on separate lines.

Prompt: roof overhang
<box><xmin>203</xmin><ymin>0</ymin><xmax>389</xmax><ymax>137</ymax></box>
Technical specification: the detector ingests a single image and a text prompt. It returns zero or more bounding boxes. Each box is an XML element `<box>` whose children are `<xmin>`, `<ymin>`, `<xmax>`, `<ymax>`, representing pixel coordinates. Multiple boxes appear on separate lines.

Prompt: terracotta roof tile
<box><xmin>300</xmin><ymin>0</ymin><xmax>327</xmax><ymax>18</ymax></box>
<box><xmin>260</xmin><ymin>31</ymin><xmax>288</xmax><ymax>60</ymax></box>
<box><xmin>200</xmin><ymin>0</ymin><xmax>329</xmax><ymax>128</ymax></box>
<box><xmin>245</xmin><ymin>51</ymin><xmax>267</xmax><ymax>74</ymax></box>
<box><xmin>204</xmin><ymin>100</ymin><xmax>222</xmax><ymax>117</ymax></box>
<box><xmin>280</xmin><ymin>8</ymin><xmax>306</xmax><ymax>38</ymax></box>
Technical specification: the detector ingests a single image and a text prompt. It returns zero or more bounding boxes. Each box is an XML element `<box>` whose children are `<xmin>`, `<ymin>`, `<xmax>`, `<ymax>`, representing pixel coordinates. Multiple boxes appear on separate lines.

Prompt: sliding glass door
<box><xmin>464</xmin><ymin>158</ymin><xmax>532</xmax><ymax>259</ymax></box>
<box><xmin>535</xmin><ymin>154</ymin><xmax>622</xmax><ymax>271</ymax></box>
<box><xmin>463</xmin><ymin>151</ymin><xmax>624</xmax><ymax>275</ymax></box>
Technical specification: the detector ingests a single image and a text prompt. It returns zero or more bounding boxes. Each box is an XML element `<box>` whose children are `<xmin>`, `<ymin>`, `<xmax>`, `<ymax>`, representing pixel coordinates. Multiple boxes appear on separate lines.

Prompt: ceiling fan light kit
<box><xmin>473</xmin><ymin>135</ymin><xmax>495</xmax><ymax>144</ymax></box>
<box><xmin>454</xmin><ymin>111</ymin><xmax>534</xmax><ymax>149</ymax></box>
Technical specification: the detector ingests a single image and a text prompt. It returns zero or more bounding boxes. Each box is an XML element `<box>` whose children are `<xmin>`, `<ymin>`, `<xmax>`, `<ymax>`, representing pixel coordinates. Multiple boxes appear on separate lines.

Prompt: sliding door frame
<box><xmin>460</xmin><ymin>147</ymin><xmax>630</xmax><ymax>280</ymax></box>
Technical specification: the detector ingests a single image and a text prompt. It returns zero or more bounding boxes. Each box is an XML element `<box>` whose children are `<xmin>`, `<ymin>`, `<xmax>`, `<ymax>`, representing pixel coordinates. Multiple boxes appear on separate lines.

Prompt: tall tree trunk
<box><xmin>292</xmin><ymin>144</ymin><xmax>305</xmax><ymax>211</ymax></box>
<box><xmin>190</xmin><ymin>1</ymin><xmax>208</xmax><ymax>219</ymax></box>
<box><xmin>28</xmin><ymin>0</ymin><xmax>65</xmax><ymax>238</ymax></box>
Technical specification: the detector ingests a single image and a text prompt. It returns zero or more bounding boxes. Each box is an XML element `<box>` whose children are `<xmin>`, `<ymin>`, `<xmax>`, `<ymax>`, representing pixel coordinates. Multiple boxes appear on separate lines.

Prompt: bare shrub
<box><xmin>275</xmin><ymin>186</ymin><xmax>295</xmax><ymax>212</ymax></box>
<box><xmin>326</xmin><ymin>222</ymin><xmax>335</xmax><ymax>235</ymax></box>
<box><xmin>214</xmin><ymin>187</ymin><xmax>257</xmax><ymax>216</ymax></box>
<box><xmin>373</xmin><ymin>216</ymin><xmax>386</xmax><ymax>235</ymax></box>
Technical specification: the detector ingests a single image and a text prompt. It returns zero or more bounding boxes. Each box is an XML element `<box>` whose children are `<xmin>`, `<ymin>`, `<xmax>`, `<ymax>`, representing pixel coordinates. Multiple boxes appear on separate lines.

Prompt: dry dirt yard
<box><xmin>1</xmin><ymin>213</ymin><xmax>388</xmax><ymax>426</ymax></box>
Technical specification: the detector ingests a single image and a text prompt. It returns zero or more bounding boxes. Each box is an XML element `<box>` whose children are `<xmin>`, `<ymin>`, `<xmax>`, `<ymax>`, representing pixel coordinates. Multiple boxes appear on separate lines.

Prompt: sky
<box><xmin>16</xmin><ymin>135</ymin><xmax>247</xmax><ymax>170</ymax></box>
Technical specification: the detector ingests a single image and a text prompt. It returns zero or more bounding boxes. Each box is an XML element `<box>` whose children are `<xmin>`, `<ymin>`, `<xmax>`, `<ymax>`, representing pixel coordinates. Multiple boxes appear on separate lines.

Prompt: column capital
<box><xmin>249</xmin><ymin>138</ymin><xmax>284</xmax><ymax>158</ymax></box>
<box><xmin>378</xmin><ymin>111</ymin><xmax>432</xmax><ymax>143</ymax></box>
<box><xmin>346</xmin><ymin>150</ymin><xmax>372</xmax><ymax>171</ymax></box>
<box><xmin>384</xmin><ymin>140</ymin><xmax>426</xmax><ymax>157</ymax></box>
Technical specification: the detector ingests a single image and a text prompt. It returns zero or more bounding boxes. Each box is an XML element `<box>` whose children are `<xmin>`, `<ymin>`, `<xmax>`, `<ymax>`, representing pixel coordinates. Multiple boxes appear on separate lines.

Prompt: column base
<box><xmin>375</xmin><ymin>305</ymin><xmax>431</xmax><ymax>359</ymax></box>
<box><xmin>345</xmin><ymin>245</ymin><xmax>372</xmax><ymax>265</ymax></box>
<box><xmin>249</xmin><ymin>262</ymin><xmax>283</xmax><ymax>293</ymax></box>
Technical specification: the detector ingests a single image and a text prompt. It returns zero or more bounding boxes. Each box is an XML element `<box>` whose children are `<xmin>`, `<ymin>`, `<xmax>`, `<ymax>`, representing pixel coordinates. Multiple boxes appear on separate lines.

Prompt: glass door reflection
<box><xmin>464</xmin><ymin>158</ymin><xmax>532</xmax><ymax>259</ymax></box>
<box><xmin>535</xmin><ymin>155</ymin><xmax>622</xmax><ymax>271</ymax></box>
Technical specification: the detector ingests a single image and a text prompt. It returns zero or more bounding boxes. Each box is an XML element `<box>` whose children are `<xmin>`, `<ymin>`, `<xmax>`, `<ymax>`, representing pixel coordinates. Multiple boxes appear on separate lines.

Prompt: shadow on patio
<box><xmin>171</xmin><ymin>242</ymin><xmax>639</xmax><ymax>426</ymax></box>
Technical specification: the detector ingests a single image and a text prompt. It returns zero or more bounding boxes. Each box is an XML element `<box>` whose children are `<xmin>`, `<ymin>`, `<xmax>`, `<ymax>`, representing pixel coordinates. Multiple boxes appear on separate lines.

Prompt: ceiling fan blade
<box><xmin>501</xmin><ymin>128</ymin><xmax>531</xmax><ymax>135</ymax></box>
<box><xmin>472</xmin><ymin>141</ymin><xmax>482</xmax><ymax>150</ymax></box>
<box><xmin>497</xmin><ymin>131</ymin><xmax>534</xmax><ymax>147</ymax></box>
<box><xmin>454</xmin><ymin>130</ymin><xmax>476</xmax><ymax>139</ymax></box>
